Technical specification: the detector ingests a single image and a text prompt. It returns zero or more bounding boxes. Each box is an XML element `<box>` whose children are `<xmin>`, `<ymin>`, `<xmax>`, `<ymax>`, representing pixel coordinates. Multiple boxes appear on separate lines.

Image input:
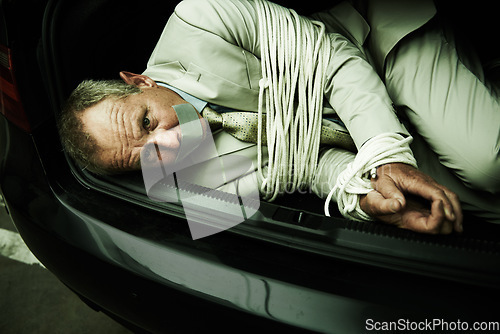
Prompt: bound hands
<box><xmin>359</xmin><ymin>163</ymin><xmax>463</xmax><ymax>234</ymax></box>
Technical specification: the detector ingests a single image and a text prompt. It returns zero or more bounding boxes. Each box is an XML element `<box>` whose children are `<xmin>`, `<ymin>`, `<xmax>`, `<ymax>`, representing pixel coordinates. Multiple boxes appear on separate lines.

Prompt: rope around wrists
<box><xmin>324</xmin><ymin>133</ymin><xmax>418</xmax><ymax>221</ymax></box>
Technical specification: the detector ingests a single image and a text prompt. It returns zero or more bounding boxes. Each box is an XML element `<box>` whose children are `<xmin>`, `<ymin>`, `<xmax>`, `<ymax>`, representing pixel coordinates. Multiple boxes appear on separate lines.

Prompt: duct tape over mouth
<box><xmin>173</xmin><ymin>103</ymin><xmax>205</xmax><ymax>163</ymax></box>
<box><xmin>140</xmin><ymin>103</ymin><xmax>209</xmax><ymax>194</ymax></box>
<box><xmin>140</xmin><ymin>103</ymin><xmax>261</xmax><ymax>240</ymax></box>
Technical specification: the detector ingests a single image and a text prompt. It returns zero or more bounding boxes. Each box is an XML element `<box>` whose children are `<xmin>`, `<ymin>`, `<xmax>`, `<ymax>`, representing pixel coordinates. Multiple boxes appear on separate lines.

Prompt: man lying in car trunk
<box><xmin>58</xmin><ymin>0</ymin><xmax>500</xmax><ymax>235</ymax></box>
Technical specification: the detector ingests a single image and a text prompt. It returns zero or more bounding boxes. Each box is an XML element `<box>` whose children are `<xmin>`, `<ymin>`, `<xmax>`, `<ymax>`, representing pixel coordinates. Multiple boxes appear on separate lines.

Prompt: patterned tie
<box><xmin>202</xmin><ymin>105</ymin><xmax>356</xmax><ymax>152</ymax></box>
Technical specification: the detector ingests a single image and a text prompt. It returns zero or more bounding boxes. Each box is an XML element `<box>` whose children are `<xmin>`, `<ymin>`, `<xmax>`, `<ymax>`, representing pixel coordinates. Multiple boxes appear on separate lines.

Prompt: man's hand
<box><xmin>359</xmin><ymin>163</ymin><xmax>463</xmax><ymax>234</ymax></box>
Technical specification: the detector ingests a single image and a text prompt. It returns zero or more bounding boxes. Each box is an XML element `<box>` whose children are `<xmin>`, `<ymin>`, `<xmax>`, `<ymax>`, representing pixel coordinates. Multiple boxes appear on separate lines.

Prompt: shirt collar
<box><xmin>156</xmin><ymin>82</ymin><xmax>208</xmax><ymax>113</ymax></box>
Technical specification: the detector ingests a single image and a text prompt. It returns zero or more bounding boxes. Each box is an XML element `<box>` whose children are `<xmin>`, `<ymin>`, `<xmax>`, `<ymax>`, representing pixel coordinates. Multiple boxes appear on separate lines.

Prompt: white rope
<box><xmin>324</xmin><ymin>133</ymin><xmax>418</xmax><ymax>221</ymax></box>
<box><xmin>254</xmin><ymin>1</ymin><xmax>417</xmax><ymax>222</ymax></box>
<box><xmin>255</xmin><ymin>0</ymin><xmax>331</xmax><ymax>201</ymax></box>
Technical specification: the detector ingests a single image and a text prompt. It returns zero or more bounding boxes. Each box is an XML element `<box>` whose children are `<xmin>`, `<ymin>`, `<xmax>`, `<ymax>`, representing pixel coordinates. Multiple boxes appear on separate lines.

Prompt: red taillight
<box><xmin>0</xmin><ymin>44</ymin><xmax>31</xmax><ymax>132</ymax></box>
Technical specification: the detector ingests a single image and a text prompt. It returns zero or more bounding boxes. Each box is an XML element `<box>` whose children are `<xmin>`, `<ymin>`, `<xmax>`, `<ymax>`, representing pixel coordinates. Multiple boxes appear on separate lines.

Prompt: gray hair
<box><xmin>58</xmin><ymin>79</ymin><xmax>142</xmax><ymax>175</ymax></box>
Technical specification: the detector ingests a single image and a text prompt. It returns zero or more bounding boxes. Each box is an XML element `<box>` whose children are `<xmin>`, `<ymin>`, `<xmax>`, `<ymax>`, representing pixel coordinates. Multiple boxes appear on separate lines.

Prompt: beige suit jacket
<box><xmin>143</xmin><ymin>0</ymin><xmax>435</xmax><ymax>148</ymax></box>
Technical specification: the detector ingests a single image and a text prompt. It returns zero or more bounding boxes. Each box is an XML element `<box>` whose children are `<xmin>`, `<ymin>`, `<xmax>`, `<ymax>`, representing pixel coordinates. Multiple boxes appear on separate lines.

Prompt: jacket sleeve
<box><xmin>322</xmin><ymin>32</ymin><xmax>409</xmax><ymax>147</ymax></box>
<box><xmin>173</xmin><ymin>0</ymin><xmax>261</xmax><ymax>56</ymax></box>
<box><xmin>144</xmin><ymin>0</ymin><xmax>263</xmax><ymax>109</ymax></box>
<box><xmin>171</xmin><ymin>0</ymin><xmax>409</xmax><ymax>147</ymax></box>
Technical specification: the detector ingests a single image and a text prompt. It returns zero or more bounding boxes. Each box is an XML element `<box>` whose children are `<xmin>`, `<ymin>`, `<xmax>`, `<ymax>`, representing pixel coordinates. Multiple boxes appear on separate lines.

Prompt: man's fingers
<box><xmin>443</xmin><ymin>188</ymin><xmax>463</xmax><ymax>233</ymax></box>
<box><xmin>362</xmin><ymin>190</ymin><xmax>402</xmax><ymax>216</ymax></box>
<box><xmin>406</xmin><ymin>200</ymin><xmax>452</xmax><ymax>234</ymax></box>
<box><xmin>428</xmin><ymin>200</ymin><xmax>447</xmax><ymax>233</ymax></box>
<box><xmin>364</xmin><ymin>164</ymin><xmax>464</xmax><ymax>235</ymax></box>
<box><xmin>377</xmin><ymin>164</ymin><xmax>461</xmax><ymax>227</ymax></box>
<box><xmin>371</xmin><ymin>174</ymin><xmax>405</xmax><ymax>209</ymax></box>
<box><xmin>361</xmin><ymin>191</ymin><xmax>456</xmax><ymax>235</ymax></box>
<box><xmin>428</xmin><ymin>188</ymin><xmax>455</xmax><ymax>220</ymax></box>
<box><xmin>412</xmin><ymin>184</ymin><xmax>461</xmax><ymax>232</ymax></box>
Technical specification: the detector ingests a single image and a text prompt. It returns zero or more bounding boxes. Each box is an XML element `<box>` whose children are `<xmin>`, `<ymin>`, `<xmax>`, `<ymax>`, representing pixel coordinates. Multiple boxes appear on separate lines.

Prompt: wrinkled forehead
<box><xmin>79</xmin><ymin>97</ymin><xmax>125</xmax><ymax>148</ymax></box>
<box><xmin>80</xmin><ymin>97</ymin><xmax>144</xmax><ymax>171</ymax></box>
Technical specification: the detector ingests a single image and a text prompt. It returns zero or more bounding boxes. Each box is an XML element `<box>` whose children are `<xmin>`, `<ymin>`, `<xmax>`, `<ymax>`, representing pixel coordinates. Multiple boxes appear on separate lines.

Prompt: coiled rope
<box><xmin>255</xmin><ymin>0</ymin><xmax>331</xmax><ymax>201</ymax></box>
<box><xmin>255</xmin><ymin>0</ymin><xmax>418</xmax><ymax>221</ymax></box>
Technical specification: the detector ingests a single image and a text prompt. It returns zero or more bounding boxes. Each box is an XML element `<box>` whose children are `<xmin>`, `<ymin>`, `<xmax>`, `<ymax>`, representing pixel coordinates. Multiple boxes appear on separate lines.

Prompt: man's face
<box><xmin>80</xmin><ymin>85</ymin><xmax>201</xmax><ymax>172</ymax></box>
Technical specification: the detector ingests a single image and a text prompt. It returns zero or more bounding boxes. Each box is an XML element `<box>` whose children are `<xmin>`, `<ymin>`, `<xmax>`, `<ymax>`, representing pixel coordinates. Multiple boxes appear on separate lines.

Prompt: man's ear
<box><xmin>119</xmin><ymin>71</ymin><xmax>157</xmax><ymax>88</ymax></box>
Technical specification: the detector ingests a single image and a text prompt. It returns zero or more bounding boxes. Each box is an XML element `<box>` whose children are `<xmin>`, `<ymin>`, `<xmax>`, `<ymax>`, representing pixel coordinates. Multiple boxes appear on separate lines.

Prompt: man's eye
<box><xmin>143</xmin><ymin>117</ymin><xmax>151</xmax><ymax>130</ymax></box>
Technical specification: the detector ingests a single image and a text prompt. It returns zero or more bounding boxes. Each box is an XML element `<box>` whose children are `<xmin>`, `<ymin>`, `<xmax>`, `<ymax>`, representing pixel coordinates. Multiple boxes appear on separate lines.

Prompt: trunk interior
<box><xmin>39</xmin><ymin>0</ymin><xmax>500</xmax><ymax>291</ymax></box>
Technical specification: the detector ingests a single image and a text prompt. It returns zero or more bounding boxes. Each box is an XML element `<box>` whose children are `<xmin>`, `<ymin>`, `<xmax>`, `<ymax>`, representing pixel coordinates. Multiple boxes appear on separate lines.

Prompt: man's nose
<box><xmin>141</xmin><ymin>125</ymin><xmax>182</xmax><ymax>167</ymax></box>
<box><xmin>148</xmin><ymin>125</ymin><xmax>182</xmax><ymax>150</ymax></box>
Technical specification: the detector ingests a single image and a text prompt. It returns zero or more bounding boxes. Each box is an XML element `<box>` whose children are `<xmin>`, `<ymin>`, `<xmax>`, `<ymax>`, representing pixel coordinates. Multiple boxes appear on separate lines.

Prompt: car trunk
<box><xmin>36</xmin><ymin>0</ymin><xmax>500</xmax><ymax>326</ymax></box>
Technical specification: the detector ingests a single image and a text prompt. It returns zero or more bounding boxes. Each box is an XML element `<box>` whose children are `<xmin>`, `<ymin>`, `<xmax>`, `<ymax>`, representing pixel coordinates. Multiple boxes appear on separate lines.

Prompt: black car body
<box><xmin>1</xmin><ymin>0</ymin><xmax>499</xmax><ymax>332</ymax></box>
